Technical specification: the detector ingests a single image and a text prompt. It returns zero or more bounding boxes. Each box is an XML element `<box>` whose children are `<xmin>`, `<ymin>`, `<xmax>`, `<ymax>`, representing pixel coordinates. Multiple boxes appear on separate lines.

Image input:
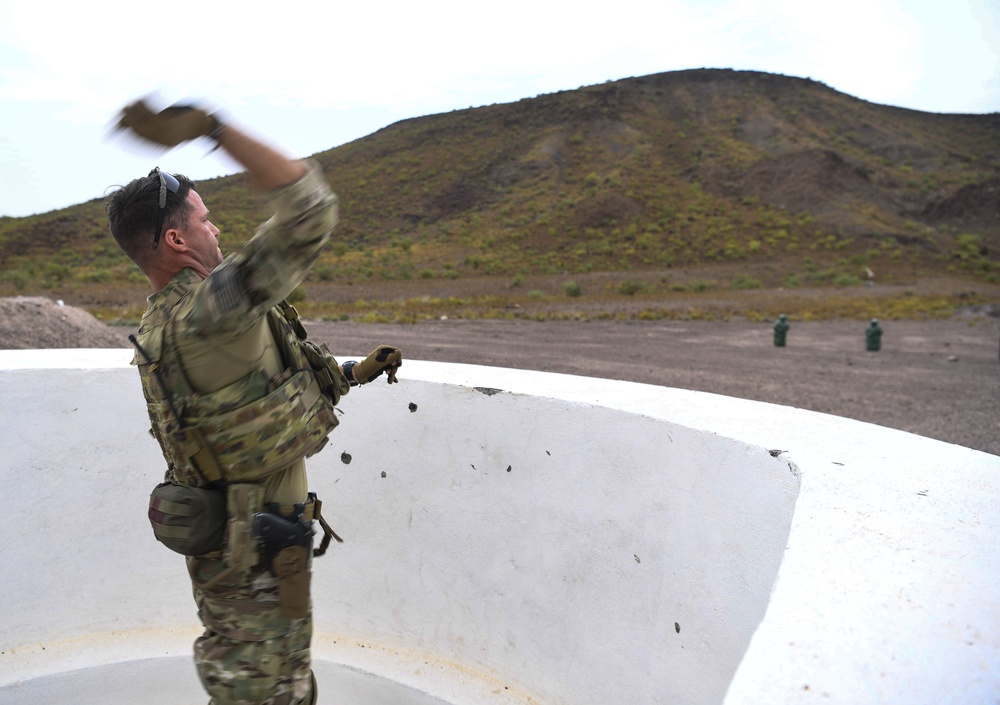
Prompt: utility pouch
<box><xmin>227</xmin><ymin>483</ymin><xmax>262</xmax><ymax>575</ymax></box>
<box><xmin>300</xmin><ymin>340</ymin><xmax>351</xmax><ymax>406</ymax></box>
<box><xmin>269</xmin><ymin>302</ymin><xmax>350</xmax><ymax>408</ymax></box>
<box><xmin>253</xmin><ymin>510</ymin><xmax>314</xmax><ymax>619</ymax></box>
<box><xmin>148</xmin><ymin>482</ymin><xmax>226</xmax><ymax>556</ymax></box>
<box><xmin>199</xmin><ymin>483</ymin><xmax>263</xmax><ymax>591</ymax></box>
<box><xmin>273</xmin><ymin>545</ymin><xmax>311</xmax><ymax>619</ymax></box>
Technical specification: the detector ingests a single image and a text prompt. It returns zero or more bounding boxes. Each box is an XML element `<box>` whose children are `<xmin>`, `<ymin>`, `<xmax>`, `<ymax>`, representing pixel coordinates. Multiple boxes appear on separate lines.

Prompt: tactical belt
<box><xmin>270</xmin><ymin>495</ymin><xmax>319</xmax><ymax>522</ymax></box>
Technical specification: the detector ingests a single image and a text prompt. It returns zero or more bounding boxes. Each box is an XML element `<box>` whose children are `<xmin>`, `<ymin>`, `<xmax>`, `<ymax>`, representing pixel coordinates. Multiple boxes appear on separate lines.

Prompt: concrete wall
<box><xmin>0</xmin><ymin>349</ymin><xmax>997</xmax><ymax>704</ymax></box>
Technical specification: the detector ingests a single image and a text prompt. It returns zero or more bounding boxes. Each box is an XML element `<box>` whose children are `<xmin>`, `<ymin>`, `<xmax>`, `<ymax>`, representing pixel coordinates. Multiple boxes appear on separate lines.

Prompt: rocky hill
<box><xmin>0</xmin><ymin>69</ymin><xmax>997</xmax><ymax>320</ymax></box>
<box><xmin>323</xmin><ymin>69</ymin><xmax>999</xmax><ymax>248</ymax></box>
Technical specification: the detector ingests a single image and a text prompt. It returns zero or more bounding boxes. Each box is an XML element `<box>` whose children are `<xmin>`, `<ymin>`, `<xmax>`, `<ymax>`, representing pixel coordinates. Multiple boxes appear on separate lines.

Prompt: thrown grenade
<box><xmin>773</xmin><ymin>314</ymin><xmax>790</xmax><ymax>347</ymax></box>
<box><xmin>865</xmin><ymin>318</ymin><xmax>883</xmax><ymax>352</ymax></box>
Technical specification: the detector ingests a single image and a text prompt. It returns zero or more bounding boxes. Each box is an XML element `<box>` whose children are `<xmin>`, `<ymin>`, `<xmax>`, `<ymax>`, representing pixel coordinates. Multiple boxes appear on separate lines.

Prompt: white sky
<box><xmin>1</xmin><ymin>0</ymin><xmax>997</xmax><ymax>218</ymax></box>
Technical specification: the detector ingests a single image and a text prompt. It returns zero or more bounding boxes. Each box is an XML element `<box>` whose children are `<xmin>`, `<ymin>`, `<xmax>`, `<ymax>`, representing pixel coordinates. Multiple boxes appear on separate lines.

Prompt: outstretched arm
<box><xmin>213</xmin><ymin>123</ymin><xmax>307</xmax><ymax>192</ymax></box>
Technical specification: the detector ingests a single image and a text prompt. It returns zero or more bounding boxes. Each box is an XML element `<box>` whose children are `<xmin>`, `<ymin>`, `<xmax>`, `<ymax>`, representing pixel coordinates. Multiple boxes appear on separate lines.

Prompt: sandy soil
<box><xmin>2</xmin><ymin>296</ymin><xmax>997</xmax><ymax>456</ymax></box>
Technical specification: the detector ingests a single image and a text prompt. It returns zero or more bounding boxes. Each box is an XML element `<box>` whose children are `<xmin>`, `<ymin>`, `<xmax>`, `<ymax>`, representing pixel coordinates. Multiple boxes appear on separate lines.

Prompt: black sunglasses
<box><xmin>151</xmin><ymin>167</ymin><xmax>180</xmax><ymax>250</ymax></box>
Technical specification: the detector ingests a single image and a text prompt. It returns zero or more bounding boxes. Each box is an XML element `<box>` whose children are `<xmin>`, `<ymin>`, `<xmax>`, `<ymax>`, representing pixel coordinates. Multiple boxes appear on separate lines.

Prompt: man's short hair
<box><xmin>106</xmin><ymin>170</ymin><xmax>195</xmax><ymax>270</ymax></box>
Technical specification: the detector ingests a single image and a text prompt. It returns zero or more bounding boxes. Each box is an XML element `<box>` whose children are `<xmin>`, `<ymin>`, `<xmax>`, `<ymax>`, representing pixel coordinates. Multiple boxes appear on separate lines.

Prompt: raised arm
<box><xmin>213</xmin><ymin>123</ymin><xmax>307</xmax><ymax>192</ymax></box>
<box><xmin>114</xmin><ymin>98</ymin><xmax>338</xmax><ymax>331</ymax></box>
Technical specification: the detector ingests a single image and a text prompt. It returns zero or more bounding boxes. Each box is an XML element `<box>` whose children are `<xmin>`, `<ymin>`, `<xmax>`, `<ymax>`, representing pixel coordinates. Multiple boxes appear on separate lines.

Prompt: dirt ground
<box><xmin>3</xmin><ymin>296</ymin><xmax>998</xmax><ymax>456</ymax></box>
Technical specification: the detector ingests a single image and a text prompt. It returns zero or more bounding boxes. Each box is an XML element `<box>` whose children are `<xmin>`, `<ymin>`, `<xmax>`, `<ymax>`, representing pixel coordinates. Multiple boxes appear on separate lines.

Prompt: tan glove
<box><xmin>117</xmin><ymin>99</ymin><xmax>222</xmax><ymax>147</ymax></box>
<box><xmin>351</xmin><ymin>345</ymin><xmax>403</xmax><ymax>385</ymax></box>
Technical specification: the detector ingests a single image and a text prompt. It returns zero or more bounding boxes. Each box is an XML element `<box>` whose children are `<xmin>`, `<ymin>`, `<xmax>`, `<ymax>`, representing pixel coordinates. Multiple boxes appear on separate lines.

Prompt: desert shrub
<box><xmin>81</xmin><ymin>269</ymin><xmax>113</xmax><ymax>283</ymax></box>
<box><xmin>618</xmin><ymin>279</ymin><xmax>645</xmax><ymax>296</ymax></box>
<box><xmin>834</xmin><ymin>274</ymin><xmax>861</xmax><ymax>286</ymax></box>
<box><xmin>563</xmin><ymin>281</ymin><xmax>582</xmax><ymax>297</ymax></box>
<box><xmin>2</xmin><ymin>269</ymin><xmax>31</xmax><ymax>290</ymax></box>
<box><xmin>953</xmin><ymin>233</ymin><xmax>983</xmax><ymax>260</ymax></box>
<box><xmin>636</xmin><ymin>233</ymin><xmax>657</xmax><ymax>250</ymax></box>
<box><xmin>45</xmin><ymin>263</ymin><xmax>72</xmax><ymax>281</ymax></box>
<box><xmin>396</xmin><ymin>262</ymin><xmax>414</xmax><ymax>279</ymax></box>
<box><xmin>730</xmin><ymin>275</ymin><xmax>762</xmax><ymax>290</ymax></box>
<box><xmin>723</xmin><ymin>241</ymin><xmax>746</xmax><ymax>260</ymax></box>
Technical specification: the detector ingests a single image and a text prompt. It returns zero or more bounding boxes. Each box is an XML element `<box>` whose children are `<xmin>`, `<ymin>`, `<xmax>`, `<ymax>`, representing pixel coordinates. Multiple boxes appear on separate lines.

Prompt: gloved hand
<box><xmin>352</xmin><ymin>345</ymin><xmax>403</xmax><ymax>385</ymax></box>
<box><xmin>116</xmin><ymin>99</ymin><xmax>223</xmax><ymax>147</ymax></box>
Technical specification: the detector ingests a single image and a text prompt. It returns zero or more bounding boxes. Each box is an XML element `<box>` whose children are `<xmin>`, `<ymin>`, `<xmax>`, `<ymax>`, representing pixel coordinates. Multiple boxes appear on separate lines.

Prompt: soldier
<box><xmin>106</xmin><ymin>99</ymin><xmax>402</xmax><ymax>705</ymax></box>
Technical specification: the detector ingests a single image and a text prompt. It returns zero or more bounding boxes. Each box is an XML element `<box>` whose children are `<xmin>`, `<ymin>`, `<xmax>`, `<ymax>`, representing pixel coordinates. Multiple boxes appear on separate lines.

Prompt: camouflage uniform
<box><xmin>132</xmin><ymin>163</ymin><xmax>338</xmax><ymax>705</ymax></box>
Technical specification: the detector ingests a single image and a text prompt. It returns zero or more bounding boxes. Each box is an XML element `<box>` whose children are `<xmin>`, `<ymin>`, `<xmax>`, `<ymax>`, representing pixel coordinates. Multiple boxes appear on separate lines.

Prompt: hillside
<box><xmin>1</xmin><ymin>68</ymin><xmax>997</xmax><ymax>322</ymax></box>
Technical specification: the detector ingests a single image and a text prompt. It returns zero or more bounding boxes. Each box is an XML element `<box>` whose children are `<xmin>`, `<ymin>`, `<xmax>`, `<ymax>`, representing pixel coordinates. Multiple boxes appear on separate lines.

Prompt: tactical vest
<box><xmin>132</xmin><ymin>290</ymin><xmax>349</xmax><ymax>488</ymax></box>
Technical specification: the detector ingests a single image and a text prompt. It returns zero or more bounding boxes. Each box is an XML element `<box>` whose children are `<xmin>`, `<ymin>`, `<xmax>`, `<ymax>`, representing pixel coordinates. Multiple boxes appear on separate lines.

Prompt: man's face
<box><xmin>179</xmin><ymin>190</ymin><xmax>223</xmax><ymax>273</ymax></box>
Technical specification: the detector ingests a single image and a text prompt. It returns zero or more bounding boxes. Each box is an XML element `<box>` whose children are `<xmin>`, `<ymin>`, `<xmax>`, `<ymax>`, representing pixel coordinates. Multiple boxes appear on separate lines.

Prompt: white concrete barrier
<box><xmin>0</xmin><ymin>349</ymin><xmax>997</xmax><ymax>705</ymax></box>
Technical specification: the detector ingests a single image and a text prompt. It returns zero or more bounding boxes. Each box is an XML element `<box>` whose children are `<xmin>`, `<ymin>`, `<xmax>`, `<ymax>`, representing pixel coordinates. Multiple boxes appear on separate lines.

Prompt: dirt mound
<box><xmin>0</xmin><ymin>297</ymin><xmax>129</xmax><ymax>349</ymax></box>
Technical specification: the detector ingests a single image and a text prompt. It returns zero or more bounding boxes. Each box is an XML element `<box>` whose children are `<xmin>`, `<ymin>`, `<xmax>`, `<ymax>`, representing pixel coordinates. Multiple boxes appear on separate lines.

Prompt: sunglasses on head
<box><xmin>150</xmin><ymin>167</ymin><xmax>180</xmax><ymax>250</ymax></box>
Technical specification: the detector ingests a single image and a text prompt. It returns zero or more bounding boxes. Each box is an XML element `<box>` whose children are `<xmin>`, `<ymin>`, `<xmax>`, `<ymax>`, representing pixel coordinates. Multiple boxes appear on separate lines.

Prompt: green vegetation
<box><xmin>730</xmin><ymin>275</ymin><xmax>762</xmax><ymax>290</ymax></box>
<box><xmin>618</xmin><ymin>279</ymin><xmax>645</xmax><ymax>296</ymax></box>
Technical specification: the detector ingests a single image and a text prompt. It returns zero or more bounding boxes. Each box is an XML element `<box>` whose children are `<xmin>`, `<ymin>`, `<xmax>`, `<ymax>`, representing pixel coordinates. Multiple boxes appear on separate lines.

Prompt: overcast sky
<box><xmin>1</xmin><ymin>0</ymin><xmax>997</xmax><ymax>218</ymax></box>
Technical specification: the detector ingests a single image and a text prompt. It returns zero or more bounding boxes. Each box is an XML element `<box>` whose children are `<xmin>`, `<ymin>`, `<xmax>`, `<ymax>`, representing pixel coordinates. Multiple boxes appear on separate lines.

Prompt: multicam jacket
<box><xmin>132</xmin><ymin>162</ymin><xmax>345</xmax><ymax>507</ymax></box>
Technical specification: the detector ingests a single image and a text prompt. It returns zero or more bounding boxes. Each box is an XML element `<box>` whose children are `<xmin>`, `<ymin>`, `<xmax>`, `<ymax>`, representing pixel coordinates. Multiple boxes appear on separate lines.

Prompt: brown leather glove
<box><xmin>351</xmin><ymin>345</ymin><xmax>402</xmax><ymax>385</ymax></box>
<box><xmin>117</xmin><ymin>99</ymin><xmax>222</xmax><ymax>147</ymax></box>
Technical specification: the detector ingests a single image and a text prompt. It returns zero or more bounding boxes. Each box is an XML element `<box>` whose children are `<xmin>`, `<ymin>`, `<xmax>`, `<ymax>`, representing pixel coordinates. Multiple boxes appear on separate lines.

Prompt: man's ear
<box><xmin>162</xmin><ymin>227</ymin><xmax>187</xmax><ymax>252</ymax></box>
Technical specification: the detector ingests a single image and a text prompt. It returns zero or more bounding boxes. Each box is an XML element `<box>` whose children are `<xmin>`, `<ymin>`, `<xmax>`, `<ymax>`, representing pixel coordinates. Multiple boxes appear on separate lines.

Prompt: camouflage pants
<box><xmin>194</xmin><ymin>619</ymin><xmax>314</xmax><ymax>704</ymax></box>
<box><xmin>188</xmin><ymin>556</ymin><xmax>315</xmax><ymax>705</ymax></box>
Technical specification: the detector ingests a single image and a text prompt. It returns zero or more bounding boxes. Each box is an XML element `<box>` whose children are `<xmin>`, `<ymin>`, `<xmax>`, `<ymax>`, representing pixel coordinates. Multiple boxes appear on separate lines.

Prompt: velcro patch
<box><xmin>210</xmin><ymin>267</ymin><xmax>242</xmax><ymax>313</ymax></box>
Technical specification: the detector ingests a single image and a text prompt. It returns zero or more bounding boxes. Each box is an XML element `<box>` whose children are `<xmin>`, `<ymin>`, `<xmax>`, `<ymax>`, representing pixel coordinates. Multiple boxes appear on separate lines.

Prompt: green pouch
<box><xmin>148</xmin><ymin>482</ymin><xmax>226</xmax><ymax>556</ymax></box>
<box><xmin>299</xmin><ymin>340</ymin><xmax>351</xmax><ymax>404</ymax></box>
